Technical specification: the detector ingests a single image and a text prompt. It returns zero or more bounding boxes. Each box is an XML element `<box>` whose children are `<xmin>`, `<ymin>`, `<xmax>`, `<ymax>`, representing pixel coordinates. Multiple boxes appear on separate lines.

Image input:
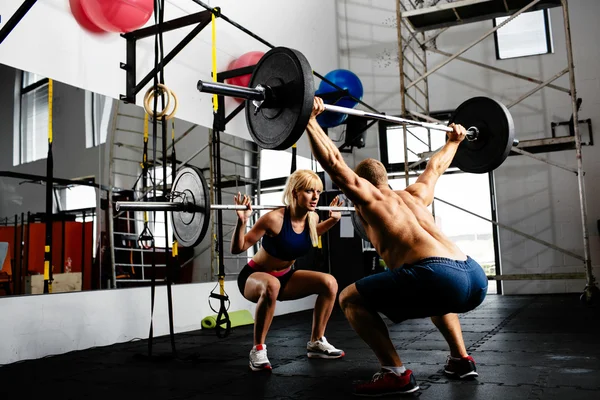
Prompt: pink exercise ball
<box><xmin>80</xmin><ymin>0</ymin><xmax>154</xmax><ymax>33</ymax></box>
<box><xmin>69</xmin><ymin>0</ymin><xmax>105</xmax><ymax>33</ymax></box>
<box><xmin>226</xmin><ymin>51</ymin><xmax>265</xmax><ymax>88</ymax></box>
<box><xmin>225</xmin><ymin>51</ymin><xmax>264</xmax><ymax>103</ymax></box>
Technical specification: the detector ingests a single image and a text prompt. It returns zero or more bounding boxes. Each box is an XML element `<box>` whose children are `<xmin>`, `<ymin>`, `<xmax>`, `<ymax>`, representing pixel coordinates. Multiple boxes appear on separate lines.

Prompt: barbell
<box><xmin>115</xmin><ymin>166</ymin><xmax>372</xmax><ymax>247</ymax></box>
<box><xmin>196</xmin><ymin>46</ymin><xmax>517</xmax><ymax>174</ymax></box>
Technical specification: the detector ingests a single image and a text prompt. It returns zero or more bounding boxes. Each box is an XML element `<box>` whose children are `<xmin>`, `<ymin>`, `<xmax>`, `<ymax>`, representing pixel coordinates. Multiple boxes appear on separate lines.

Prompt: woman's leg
<box><xmin>243</xmin><ymin>272</ymin><xmax>281</xmax><ymax>345</ymax></box>
<box><xmin>278</xmin><ymin>270</ymin><xmax>338</xmax><ymax>341</ymax></box>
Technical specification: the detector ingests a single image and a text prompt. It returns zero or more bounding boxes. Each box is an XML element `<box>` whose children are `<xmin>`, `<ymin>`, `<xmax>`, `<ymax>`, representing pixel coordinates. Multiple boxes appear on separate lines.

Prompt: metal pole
<box><xmin>561</xmin><ymin>0</ymin><xmax>596</xmax><ymax>295</ymax></box>
<box><xmin>406</xmin><ymin>0</ymin><xmax>543</xmax><ymax>90</ymax></box>
<box><xmin>322</xmin><ymin>104</ymin><xmax>454</xmax><ymax>132</ymax></box>
<box><xmin>434</xmin><ymin>196</ymin><xmax>585</xmax><ymax>262</ymax></box>
<box><xmin>511</xmin><ymin>146</ymin><xmax>577</xmax><ymax>174</ymax></box>
<box><xmin>115</xmin><ymin>201</ymin><xmax>356</xmax><ymax>212</ymax></box>
<box><xmin>397</xmin><ymin>0</ymin><xmax>409</xmax><ymax>187</ymax></box>
<box><xmin>425</xmin><ymin>47</ymin><xmax>570</xmax><ymax>94</ymax></box>
<box><xmin>197</xmin><ymin>80</ymin><xmax>265</xmax><ymax>101</ymax></box>
<box><xmin>506</xmin><ymin>68</ymin><xmax>569</xmax><ymax>109</ymax></box>
<box><xmin>0</xmin><ymin>0</ymin><xmax>38</xmax><ymax>44</ymax></box>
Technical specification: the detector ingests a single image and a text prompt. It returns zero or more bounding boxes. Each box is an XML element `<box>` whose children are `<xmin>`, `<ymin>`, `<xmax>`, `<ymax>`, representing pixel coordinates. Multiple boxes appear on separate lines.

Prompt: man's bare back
<box><xmin>305</xmin><ymin>96</ymin><xmax>488</xmax><ymax>396</ymax></box>
<box><xmin>354</xmin><ymin>185</ymin><xmax>466</xmax><ymax>270</ymax></box>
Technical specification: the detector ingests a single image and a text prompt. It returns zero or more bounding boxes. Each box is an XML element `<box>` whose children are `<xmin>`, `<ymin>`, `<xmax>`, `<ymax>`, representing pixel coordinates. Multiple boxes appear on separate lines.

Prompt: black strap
<box><xmin>210</xmin><ymin>291</ymin><xmax>231</xmax><ymax>338</ymax></box>
<box><xmin>290</xmin><ymin>144</ymin><xmax>297</xmax><ymax>173</ymax></box>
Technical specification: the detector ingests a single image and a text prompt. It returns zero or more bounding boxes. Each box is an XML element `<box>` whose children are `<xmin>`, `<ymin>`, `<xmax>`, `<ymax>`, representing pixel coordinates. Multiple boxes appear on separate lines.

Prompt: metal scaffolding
<box><xmin>396</xmin><ymin>0</ymin><xmax>596</xmax><ymax>297</ymax></box>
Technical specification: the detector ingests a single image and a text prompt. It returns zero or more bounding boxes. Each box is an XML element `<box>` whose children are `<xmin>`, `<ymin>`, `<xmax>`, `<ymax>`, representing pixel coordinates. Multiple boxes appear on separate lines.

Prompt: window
<box><xmin>382</xmin><ymin>125</ymin><xmax>447</xmax><ymax>166</ymax></box>
<box><xmin>56</xmin><ymin>184</ymin><xmax>99</xmax><ymax>258</ymax></box>
<box><xmin>494</xmin><ymin>10</ymin><xmax>553</xmax><ymax>60</ymax></box>
<box><xmin>59</xmin><ymin>185</ymin><xmax>97</xmax><ymax>211</ymax></box>
<box><xmin>85</xmin><ymin>91</ymin><xmax>114</xmax><ymax>148</ymax></box>
<box><xmin>260</xmin><ymin>149</ymin><xmax>323</xmax><ymax>181</ymax></box>
<box><xmin>16</xmin><ymin>71</ymin><xmax>49</xmax><ymax>165</ymax></box>
<box><xmin>139</xmin><ymin>166</ymin><xmax>174</xmax><ymax>249</ymax></box>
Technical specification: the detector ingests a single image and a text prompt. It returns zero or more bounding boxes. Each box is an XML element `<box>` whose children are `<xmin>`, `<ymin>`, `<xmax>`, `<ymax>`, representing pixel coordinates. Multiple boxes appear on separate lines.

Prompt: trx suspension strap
<box><xmin>43</xmin><ymin>78</ymin><xmax>54</xmax><ymax>294</ymax></box>
<box><xmin>208</xmin><ymin>8</ymin><xmax>231</xmax><ymax>338</ymax></box>
<box><xmin>170</xmin><ymin>120</ymin><xmax>179</xmax><ymax>283</ymax></box>
<box><xmin>138</xmin><ymin>114</ymin><xmax>155</xmax><ymax>250</ymax></box>
<box><xmin>146</xmin><ymin>0</ymin><xmax>177</xmax><ymax>358</ymax></box>
<box><xmin>291</xmin><ymin>143</ymin><xmax>297</xmax><ymax>174</ymax></box>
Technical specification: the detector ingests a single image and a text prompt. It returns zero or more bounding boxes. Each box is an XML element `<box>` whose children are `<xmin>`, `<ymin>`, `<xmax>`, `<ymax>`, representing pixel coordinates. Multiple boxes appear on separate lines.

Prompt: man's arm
<box><xmin>405</xmin><ymin>123</ymin><xmax>467</xmax><ymax>206</ymax></box>
<box><xmin>305</xmin><ymin>98</ymin><xmax>378</xmax><ymax>206</ymax></box>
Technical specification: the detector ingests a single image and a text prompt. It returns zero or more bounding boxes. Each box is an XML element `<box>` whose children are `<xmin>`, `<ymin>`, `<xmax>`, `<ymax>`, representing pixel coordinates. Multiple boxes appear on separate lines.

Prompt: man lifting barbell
<box><xmin>306</xmin><ymin>97</ymin><xmax>488</xmax><ymax>397</ymax></box>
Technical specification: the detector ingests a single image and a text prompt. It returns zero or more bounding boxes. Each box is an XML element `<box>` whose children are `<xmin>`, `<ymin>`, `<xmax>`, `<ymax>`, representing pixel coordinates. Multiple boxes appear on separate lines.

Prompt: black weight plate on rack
<box><xmin>171</xmin><ymin>166</ymin><xmax>210</xmax><ymax>247</ymax></box>
<box><xmin>246</xmin><ymin>47</ymin><xmax>315</xmax><ymax>150</ymax></box>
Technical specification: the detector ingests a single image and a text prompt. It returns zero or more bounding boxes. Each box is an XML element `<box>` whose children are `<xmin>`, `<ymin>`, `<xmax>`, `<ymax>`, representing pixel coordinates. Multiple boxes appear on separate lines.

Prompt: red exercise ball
<box><xmin>80</xmin><ymin>0</ymin><xmax>154</xmax><ymax>33</ymax></box>
<box><xmin>69</xmin><ymin>0</ymin><xmax>105</xmax><ymax>33</ymax></box>
<box><xmin>226</xmin><ymin>51</ymin><xmax>265</xmax><ymax>88</ymax></box>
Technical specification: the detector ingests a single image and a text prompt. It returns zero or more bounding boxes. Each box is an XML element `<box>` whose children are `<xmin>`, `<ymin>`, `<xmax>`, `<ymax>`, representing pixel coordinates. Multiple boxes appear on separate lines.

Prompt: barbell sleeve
<box><xmin>115</xmin><ymin>201</ymin><xmax>182</xmax><ymax>212</ymax></box>
<box><xmin>197</xmin><ymin>80</ymin><xmax>266</xmax><ymax>101</ymax></box>
<box><xmin>115</xmin><ymin>201</ymin><xmax>356</xmax><ymax>213</ymax></box>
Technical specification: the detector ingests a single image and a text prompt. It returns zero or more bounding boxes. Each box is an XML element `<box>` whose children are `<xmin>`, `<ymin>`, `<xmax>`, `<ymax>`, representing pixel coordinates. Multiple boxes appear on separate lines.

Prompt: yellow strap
<box><xmin>171</xmin><ymin>120</ymin><xmax>175</xmax><ymax>140</ymax></box>
<box><xmin>172</xmin><ymin>241</ymin><xmax>178</xmax><ymax>257</ymax></box>
<box><xmin>44</xmin><ymin>262</ymin><xmax>50</xmax><ymax>280</ymax></box>
<box><xmin>211</xmin><ymin>12</ymin><xmax>218</xmax><ymax>113</ymax></box>
<box><xmin>48</xmin><ymin>79</ymin><xmax>53</xmax><ymax>143</ymax></box>
<box><xmin>143</xmin><ymin>112</ymin><xmax>149</xmax><ymax>142</ymax></box>
<box><xmin>219</xmin><ymin>275</ymin><xmax>225</xmax><ymax>295</ymax></box>
<box><xmin>318</xmin><ymin>235</ymin><xmax>322</xmax><ymax>249</ymax></box>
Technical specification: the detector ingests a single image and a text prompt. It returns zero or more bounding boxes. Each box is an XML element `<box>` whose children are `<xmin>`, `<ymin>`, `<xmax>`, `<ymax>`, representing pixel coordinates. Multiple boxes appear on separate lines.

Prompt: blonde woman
<box><xmin>231</xmin><ymin>169</ymin><xmax>344</xmax><ymax>371</ymax></box>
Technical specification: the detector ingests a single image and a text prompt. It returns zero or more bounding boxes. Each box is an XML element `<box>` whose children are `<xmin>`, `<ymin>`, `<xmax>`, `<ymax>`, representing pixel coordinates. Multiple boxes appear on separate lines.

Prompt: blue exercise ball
<box><xmin>316</xmin><ymin>69</ymin><xmax>364</xmax><ymax>128</ymax></box>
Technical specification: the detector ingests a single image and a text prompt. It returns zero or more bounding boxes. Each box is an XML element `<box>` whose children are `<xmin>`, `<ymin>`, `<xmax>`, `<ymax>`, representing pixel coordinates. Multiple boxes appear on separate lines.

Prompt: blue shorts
<box><xmin>354</xmin><ymin>256</ymin><xmax>488</xmax><ymax>323</ymax></box>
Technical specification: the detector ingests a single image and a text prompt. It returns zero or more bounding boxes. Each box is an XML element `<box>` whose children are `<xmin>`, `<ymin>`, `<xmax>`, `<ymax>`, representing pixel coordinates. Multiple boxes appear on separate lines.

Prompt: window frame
<box><xmin>493</xmin><ymin>9</ymin><xmax>554</xmax><ymax>61</ymax></box>
<box><xmin>17</xmin><ymin>71</ymin><xmax>50</xmax><ymax>165</ymax></box>
<box><xmin>378</xmin><ymin>111</ymin><xmax>456</xmax><ymax>174</ymax></box>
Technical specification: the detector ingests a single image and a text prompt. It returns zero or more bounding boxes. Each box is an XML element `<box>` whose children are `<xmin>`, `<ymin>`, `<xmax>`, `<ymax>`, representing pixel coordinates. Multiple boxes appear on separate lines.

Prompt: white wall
<box><xmin>0</xmin><ymin>0</ymin><xmax>339</xmax><ymax>149</ymax></box>
<box><xmin>0</xmin><ymin>281</ymin><xmax>317</xmax><ymax>365</ymax></box>
<box><xmin>338</xmin><ymin>0</ymin><xmax>600</xmax><ymax>294</ymax></box>
<box><xmin>0</xmin><ymin>0</ymin><xmax>340</xmax><ymax>364</ymax></box>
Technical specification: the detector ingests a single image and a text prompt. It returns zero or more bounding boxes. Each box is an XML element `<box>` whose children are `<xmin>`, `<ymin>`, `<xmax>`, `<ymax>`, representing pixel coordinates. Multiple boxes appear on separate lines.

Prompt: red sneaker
<box><xmin>444</xmin><ymin>355</ymin><xmax>478</xmax><ymax>379</ymax></box>
<box><xmin>353</xmin><ymin>369</ymin><xmax>419</xmax><ymax>397</ymax></box>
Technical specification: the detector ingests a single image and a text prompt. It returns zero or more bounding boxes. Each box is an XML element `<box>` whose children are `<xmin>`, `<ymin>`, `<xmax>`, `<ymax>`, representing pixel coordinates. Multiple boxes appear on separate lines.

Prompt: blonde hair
<box><xmin>282</xmin><ymin>169</ymin><xmax>323</xmax><ymax>247</ymax></box>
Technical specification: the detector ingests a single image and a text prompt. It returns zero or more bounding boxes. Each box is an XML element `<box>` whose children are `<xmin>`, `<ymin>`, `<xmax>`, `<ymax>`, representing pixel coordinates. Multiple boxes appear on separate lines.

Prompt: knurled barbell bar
<box><xmin>115</xmin><ymin>166</ymin><xmax>370</xmax><ymax>248</ymax></box>
<box><xmin>197</xmin><ymin>46</ymin><xmax>517</xmax><ymax>174</ymax></box>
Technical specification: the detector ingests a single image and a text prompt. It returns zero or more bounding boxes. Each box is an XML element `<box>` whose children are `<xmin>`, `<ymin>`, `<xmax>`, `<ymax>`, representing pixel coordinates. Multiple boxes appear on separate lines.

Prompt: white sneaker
<box><xmin>306</xmin><ymin>336</ymin><xmax>345</xmax><ymax>359</ymax></box>
<box><xmin>249</xmin><ymin>344</ymin><xmax>272</xmax><ymax>371</ymax></box>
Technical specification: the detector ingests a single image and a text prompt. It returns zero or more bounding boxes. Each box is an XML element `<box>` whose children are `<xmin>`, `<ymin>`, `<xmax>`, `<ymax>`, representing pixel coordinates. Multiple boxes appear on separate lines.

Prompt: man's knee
<box><xmin>338</xmin><ymin>284</ymin><xmax>361</xmax><ymax>311</ymax></box>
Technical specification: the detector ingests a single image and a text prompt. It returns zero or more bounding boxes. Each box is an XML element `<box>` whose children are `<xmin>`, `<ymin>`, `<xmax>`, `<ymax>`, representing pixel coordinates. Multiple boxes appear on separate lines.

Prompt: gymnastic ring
<box><xmin>143</xmin><ymin>83</ymin><xmax>171</xmax><ymax>118</ymax></box>
<box><xmin>163</xmin><ymin>88</ymin><xmax>178</xmax><ymax>120</ymax></box>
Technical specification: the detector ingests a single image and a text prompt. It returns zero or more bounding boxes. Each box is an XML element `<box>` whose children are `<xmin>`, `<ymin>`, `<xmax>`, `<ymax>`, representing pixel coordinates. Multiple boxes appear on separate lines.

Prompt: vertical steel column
<box><xmin>561</xmin><ymin>0</ymin><xmax>597</xmax><ymax>297</ymax></box>
<box><xmin>396</xmin><ymin>1</ymin><xmax>410</xmax><ymax>187</ymax></box>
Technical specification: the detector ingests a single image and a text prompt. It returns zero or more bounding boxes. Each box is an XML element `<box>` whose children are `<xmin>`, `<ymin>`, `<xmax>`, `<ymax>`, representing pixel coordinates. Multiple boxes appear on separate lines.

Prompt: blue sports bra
<box><xmin>261</xmin><ymin>207</ymin><xmax>313</xmax><ymax>261</ymax></box>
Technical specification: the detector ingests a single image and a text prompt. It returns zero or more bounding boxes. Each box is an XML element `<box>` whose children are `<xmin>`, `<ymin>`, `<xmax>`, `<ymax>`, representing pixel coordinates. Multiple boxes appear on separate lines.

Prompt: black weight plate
<box><xmin>246</xmin><ymin>47</ymin><xmax>315</xmax><ymax>150</ymax></box>
<box><xmin>351</xmin><ymin>208</ymin><xmax>370</xmax><ymax>242</ymax></box>
<box><xmin>171</xmin><ymin>166</ymin><xmax>210</xmax><ymax>248</ymax></box>
<box><xmin>449</xmin><ymin>96</ymin><xmax>515</xmax><ymax>174</ymax></box>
